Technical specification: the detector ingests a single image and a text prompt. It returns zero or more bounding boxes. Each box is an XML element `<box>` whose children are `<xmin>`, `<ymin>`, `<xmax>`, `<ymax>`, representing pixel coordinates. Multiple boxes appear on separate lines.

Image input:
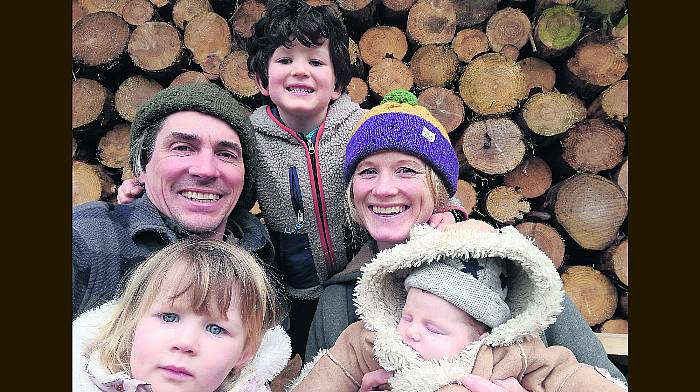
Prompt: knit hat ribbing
<box><xmin>343</xmin><ymin>89</ymin><xmax>459</xmax><ymax>196</ymax></box>
<box><xmin>129</xmin><ymin>83</ymin><xmax>257</xmax><ymax>211</ymax></box>
<box><xmin>404</xmin><ymin>256</ymin><xmax>511</xmax><ymax>329</ymax></box>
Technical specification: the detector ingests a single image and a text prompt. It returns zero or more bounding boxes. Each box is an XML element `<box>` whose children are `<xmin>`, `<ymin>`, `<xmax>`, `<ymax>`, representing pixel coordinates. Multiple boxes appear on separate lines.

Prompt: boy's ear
<box><xmin>331</xmin><ymin>83</ymin><xmax>342</xmax><ymax>100</ymax></box>
<box><xmin>255</xmin><ymin>74</ymin><xmax>270</xmax><ymax>97</ymax></box>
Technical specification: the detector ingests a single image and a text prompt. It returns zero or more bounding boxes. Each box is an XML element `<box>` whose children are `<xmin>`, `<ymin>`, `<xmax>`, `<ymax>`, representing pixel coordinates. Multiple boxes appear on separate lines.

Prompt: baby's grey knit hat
<box><xmin>404</xmin><ymin>256</ymin><xmax>511</xmax><ymax>329</ymax></box>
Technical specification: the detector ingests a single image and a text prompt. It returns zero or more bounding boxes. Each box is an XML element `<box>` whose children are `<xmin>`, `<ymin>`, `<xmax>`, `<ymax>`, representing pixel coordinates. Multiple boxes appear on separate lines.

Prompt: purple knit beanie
<box><xmin>343</xmin><ymin>89</ymin><xmax>459</xmax><ymax>196</ymax></box>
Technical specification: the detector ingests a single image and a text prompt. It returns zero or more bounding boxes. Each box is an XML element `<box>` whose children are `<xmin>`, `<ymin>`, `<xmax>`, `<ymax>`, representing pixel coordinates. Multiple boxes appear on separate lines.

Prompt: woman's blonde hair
<box><xmin>344</xmin><ymin>163</ymin><xmax>450</xmax><ymax>225</ymax></box>
<box><xmin>87</xmin><ymin>239</ymin><xmax>282</xmax><ymax>388</ymax></box>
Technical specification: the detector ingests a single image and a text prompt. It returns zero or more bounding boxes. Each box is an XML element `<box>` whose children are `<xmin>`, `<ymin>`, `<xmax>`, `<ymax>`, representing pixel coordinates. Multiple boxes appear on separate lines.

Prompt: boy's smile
<box><xmin>257</xmin><ymin>39</ymin><xmax>342</xmax><ymax>133</ymax></box>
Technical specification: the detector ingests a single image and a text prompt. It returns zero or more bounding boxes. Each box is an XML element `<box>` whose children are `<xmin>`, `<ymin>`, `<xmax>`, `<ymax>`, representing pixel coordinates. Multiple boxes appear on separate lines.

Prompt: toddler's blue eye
<box><xmin>161</xmin><ymin>313</ymin><xmax>178</xmax><ymax>323</ymax></box>
<box><xmin>206</xmin><ymin>324</ymin><xmax>225</xmax><ymax>335</ymax></box>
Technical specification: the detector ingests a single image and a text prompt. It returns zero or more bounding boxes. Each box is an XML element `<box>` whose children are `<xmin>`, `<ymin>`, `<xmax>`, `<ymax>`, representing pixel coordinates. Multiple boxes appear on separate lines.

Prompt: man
<box><xmin>72</xmin><ymin>83</ymin><xmax>275</xmax><ymax>319</ymax></box>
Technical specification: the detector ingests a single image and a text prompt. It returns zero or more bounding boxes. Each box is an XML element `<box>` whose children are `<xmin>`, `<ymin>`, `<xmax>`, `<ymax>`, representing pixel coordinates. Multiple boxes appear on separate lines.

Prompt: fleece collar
<box><xmin>353</xmin><ymin>225</ymin><xmax>564</xmax><ymax>391</ymax></box>
<box><xmin>73</xmin><ymin>301</ymin><xmax>291</xmax><ymax>392</ymax></box>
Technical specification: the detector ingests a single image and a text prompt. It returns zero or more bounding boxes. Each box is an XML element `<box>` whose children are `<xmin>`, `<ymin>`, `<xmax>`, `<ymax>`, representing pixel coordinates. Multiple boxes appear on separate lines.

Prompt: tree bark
<box><xmin>172</xmin><ymin>0</ymin><xmax>212</xmax><ymax>30</ymax></box>
<box><xmin>417</xmin><ymin>87</ymin><xmax>464</xmax><ymax>134</ymax></box>
<box><xmin>543</xmin><ymin>173</ymin><xmax>627</xmax><ymax>250</ymax></box>
<box><xmin>563</xmin><ymin>38</ymin><xmax>628</xmax><ymax>100</ymax></box>
<box><xmin>97</xmin><ymin>123</ymin><xmax>131</xmax><ymax>169</ymax></box>
<box><xmin>455</xmin><ymin>179</ymin><xmax>477</xmax><ymax>216</ymax></box>
<box><xmin>220</xmin><ymin>50</ymin><xmax>260</xmax><ymax>98</ymax></box>
<box><xmin>367</xmin><ymin>58</ymin><xmax>413</xmax><ymax>99</ymax></box>
<box><xmin>79</xmin><ymin>0</ymin><xmax>129</xmax><ymax>15</ymax></box>
<box><xmin>561</xmin><ymin>265</ymin><xmax>618</xmax><ymax>326</ymax></box>
<box><xmin>485</xmin><ymin>7</ymin><xmax>532</xmax><ymax>52</ymax></box>
<box><xmin>612</xmin><ymin>157</ymin><xmax>628</xmax><ymax>201</ymax></box>
<box><xmin>587</xmin><ymin>79</ymin><xmax>628</xmax><ymax>124</ymax></box>
<box><xmin>358</xmin><ymin>26</ymin><xmax>408</xmax><ymax>67</ymax></box>
<box><xmin>337</xmin><ymin>0</ymin><xmax>379</xmax><ymax>41</ymax></box>
<box><xmin>184</xmin><ymin>11</ymin><xmax>232</xmax><ymax>78</ymax></box>
<box><xmin>561</xmin><ymin>119</ymin><xmax>625</xmax><ymax>173</ymax></box>
<box><xmin>72</xmin><ymin>11</ymin><xmax>131</xmax><ymax>68</ymax></box>
<box><xmin>230</xmin><ymin>0</ymin><xmax>266</xmax><ymax>40</ymax></box>
<box><xmin>517</xmin><ymin>57</ymin><xmax>556</xmax><ymax>94</ymax></box>
<box><xmin>459</xmin><ymin>53</ymin><xmax>527</xmax><ymax>116</ymax></box>
<box><xmin>72</xmin><ymin>78</ymin><xmax>115</xmax><ymax>134</ymax></box>
<box><xmin>461</xmin><ymin>117</ymin><xmax>526</xmax><ymax>175</ymax></box>
<box><xmin>347</xmin><ymin>77</ymin><xmax>369</xmax><ymax>105</ymax></box>
<box><xmin>409</xmin><ymin>44</ymin><xmax>458</xmax><ymax>88</ymax></box>
<box><xmin>574</xmin><ymin>0</ymin><xmax>625</xmax><ymax>22</ymax></box>
<box><xmin>517</xmin><ymin>92</ymin><xmax>586</xmax><ymax>138</ymax></box>
<box><xmin>128</xmin><ymin>22</ymin><xmax>183</xmax><ymax>74</ymax></box>
<box><xmin>599</xmin><ymin>237</ymin><xmax>628</xmax><ymax>286</ymax></box>
<box><xmin>170</xmin><ymin>70</ymin><xmax>211</xmax><ymax>86</ymax></box>
<box><xmin>515</xmin><ymin>221</ymin><xmax>565</xmax><ymax>268</ymax></box>
<box><xmin>503</xmin><ymin>156</ymin><xmax>552</xmax><ymax>199</ymax></box>
<box><xmin>533</xmin><ymin>5</ymin><xmax>582</xmax><ymax>59</ymax></box>
<box><xmin>406</xmin><ymin>0</ymin><xmax>456</xmax><ymax>46</ymax></box>
<box><xmin>597</xmin><ymin>319</ymin><xmax>628</xmax><ymax>334</ymax></box>
<box><xmin>122</xmin><ymin>0</ymin><xmax>155</xmax><ymax>26</ymax></box>
<box><xmin>485</xmin><ymin>185</ymin><xmax>530</xmax><ymax>224</ymax></box>
<box><xmin>452</xmin><ymin>0</ymin><xmax>498</xmax><ymax>29</ymax></box>
<box><xmin>378</xmin><ymin>0</ymin><xmax>416</xmax><ymax>29</ymax></box>
<box><xmin>115</xmin><ymin>75</ymin><xmax>163</xmax><ymax>122</ymax></box>
<box><xmin>452</xmin><ymin>28</ymin><xmax>489</xmax><ymax>63</ymax></box>
<box><xmin>612</xmin><ymin>14</ymin><xmax>628</xmax><ymax>55</ymax></box>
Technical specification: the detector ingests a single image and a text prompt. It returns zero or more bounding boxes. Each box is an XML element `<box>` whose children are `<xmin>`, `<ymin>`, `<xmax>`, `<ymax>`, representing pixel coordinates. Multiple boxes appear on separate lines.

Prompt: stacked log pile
<box><xmin>72</xmin><ymin>0</ymin><xmax>629</xmax><ymax>348</ymax></box>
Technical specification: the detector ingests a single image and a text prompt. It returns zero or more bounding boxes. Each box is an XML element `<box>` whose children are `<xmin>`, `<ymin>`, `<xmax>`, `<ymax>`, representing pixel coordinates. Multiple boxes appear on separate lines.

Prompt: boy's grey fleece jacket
<box><xmin>249</xmin><ymin>94</ymin><xmax>366</xmax><ymax>300</ymax></box>
<box><xmin>305</xmin><ymin>228</ymin><xmax>626</xmax><ymax>383</ymax></box>
<box><xmin>73</xmin><ymin>301</ymin><xmax>291</xmax><ymax>391</ymax></box>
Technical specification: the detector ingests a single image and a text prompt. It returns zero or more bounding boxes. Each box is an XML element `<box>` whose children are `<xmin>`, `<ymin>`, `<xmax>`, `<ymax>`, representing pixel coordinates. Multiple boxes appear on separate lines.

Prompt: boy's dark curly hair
<box><xmin>247</xmin><ymin>0</ymin><xmax>351</xmax><ymax>94</ymax></box>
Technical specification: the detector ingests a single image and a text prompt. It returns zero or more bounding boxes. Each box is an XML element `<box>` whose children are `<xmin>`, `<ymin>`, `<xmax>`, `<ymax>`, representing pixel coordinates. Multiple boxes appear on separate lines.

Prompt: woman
<box><xmin>303</xmin><ymin>90</ymin><xmax>625</xmax><ymax>390</ymax></box>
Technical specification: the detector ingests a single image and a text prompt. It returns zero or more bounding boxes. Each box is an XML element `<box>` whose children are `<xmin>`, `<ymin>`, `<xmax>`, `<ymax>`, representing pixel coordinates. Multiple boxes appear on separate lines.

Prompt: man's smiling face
<box><xmin>139</xmin><ymin>111</ymin><xmax>244</xmax><ymax>239</ymax></box>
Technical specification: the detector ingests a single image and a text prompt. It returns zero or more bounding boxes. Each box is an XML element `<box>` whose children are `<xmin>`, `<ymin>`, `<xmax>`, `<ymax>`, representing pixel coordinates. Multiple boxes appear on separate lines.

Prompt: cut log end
<box><xmin>406</xmin><ymin>0</ymin><xmax>457</xmax><ymax>46</ymax></box>
<box><xmin>588</xmin><ymin>79</ymin><xmax>628</xmax><ymax>123</ymax></box>
<box><xmin>220</xmin><ymin>51</ymin><xmax>259</xmax><ymax>98</ymax></box>
<box><xmin>358</xmin><ymin>26</ymin><xmax>408</xmax><ymax>67</ymax></box>
<box><xmin>123</xmin><ymin>0</ymin><xmax>155</xmax><ymax>26</ymax></box>
<box><xmin>231</xmin><ymin>0</ymin><xmax>266</xmax><ymax>39</ymax></box>
<box><xmin>461</xmin><ymin>117</ymin><xmax>526</xmax><ymax>175</ymax></box>
<box><xmin>452</xmin><ymin>28</ymin><xmax>489</xmax><ymax>63</ymax></box>
<box><xmin>613</xmin><ymin>158</ymin><xmax>628</xmax><ymax>200</ymax></box>
<box><xmin>417</xmin><ymin>87</ymin><xmax>465</xmax><ymax>134</ymax></box>
<box><xmin>459</xmin><ymin>53</ymin><xmax>527</xmax><ymax>116</ymax></box>
<box><xmin>601</xmin><ymin>237</ymin><xmax>628</xmax><ymax>286</ymax></box>
<box><xmin>347</xmin><ymin>77</ymin><xmax>369</xmax><ymax>105</ymax></box>
<box><xmin>566</xmin><ymin>40</ymin><xmax>628</xmax><ymax>88</ymax></box>
<box><xmin>486</xmin><ymin>7</ymin><xmax>532</xmax><ymax>52</ymax></box>
<box><xmin>170</xmin><ymin>71</ymin><xmax>211</xmax><ymax>86</ymax></box>
<box><xmin>410</xmin><ymin>44</ymin><xmax>458</xmax><ymax>89</ymax></box>
<box><xmin>515</xmin><ymin>222</ymin><xmax>565</xmax><ymax>268</ymax></box>
<box><xmin>533</xmin><ymin>5</ymin><xmax>582</xmax><ymax>57</ymax></box>
<box><xmin>128</xmin><ymin>22</ymin><xmax>182</xmax><ymax>72</ymax></box>
<box><xmin>597</xmin><ymin>318</ymin><xmax>628</xmax><ymax>334</ymax></box>
<box><xmin>519</xmin><ymin>92</ymin><xmax>586</xmax><ymax>137</ymax></box>
<box><xmin>115</xmin><ymin>75</ymin><xmax>163</xmax><ymax>122</ymax></box>
<box><xmin>503</xmin><ymin>157</ymin><xmax>552</xmax><ymax>199</ymax></box>
<box><xmin>561</xmin><ymin>266</ymin><xmax>618</xmax><ymax>326</ymax></box>
<box><xmin>72</xmin><ymin>161</ymin><xmax>113</xmax><ymax>206</ymax></box>
<box><xmin>561</xmin><ymin>119</ymin><xmax>626</xmax><ymax>173</ymax></box>
<box><xmin>368</xmin><ymin>58</ymin><xmax>414</xmax><ymax>98</ymax></box>
<box><xmin>184</xmin><ymin>12</ymin><xmax>232</xmax><ymax>67</ymax></box>
<box><xmin>455</xmin><ymin>179</ymin><xmax>477</xmax><ymax>215</ymax></box>
<box><xmin>517</xmin><ymin>57</ymin><xmax>556</xmax><ymax>93</ymax></box>
<box><xmin>72</xmin><ymin>11</ymin><xmax>131</xmax><ymax>67</ymax></box>
<box><xmin>97</xmin><ymin>123</ymin><xmax>132</xmax><ymax>169</ymax></box>
<box><xmin>485</xmin><ymin>186</ymin><xmax>530</xmax><ymax>224</ymax></box>
<box><xmin>172</xmin><ymin>0</ymin><xmax>213</xmax><ymax>30</ymax></box>
<box><xmin>72</xmin><ymin>78</ymin><xmax>111</xmax><ymax>130</ymax></box>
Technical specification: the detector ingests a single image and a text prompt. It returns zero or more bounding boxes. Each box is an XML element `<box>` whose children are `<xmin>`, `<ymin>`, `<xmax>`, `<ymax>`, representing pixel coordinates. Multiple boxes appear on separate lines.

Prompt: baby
<box><xmin>289</xmin><ymin>225</ymin><xmax>628</xmax><ymax>392</ymax></box>
<box><xmin>72</xmin><ymin>239</ymin><xmax>290</xmax><ymax>392</ymax></box>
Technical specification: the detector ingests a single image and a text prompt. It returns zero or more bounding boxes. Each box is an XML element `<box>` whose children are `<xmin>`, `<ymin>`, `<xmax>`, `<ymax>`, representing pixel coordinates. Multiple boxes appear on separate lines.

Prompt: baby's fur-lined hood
<box><xmin>353</xmin><ymin>225</ymin><xmax>564</xmax><ymax>391</ymax></box>
<box><xmin>72</xmin><ymin>301</ymin><xmax>291</xmax><ymax>392</ymax></box>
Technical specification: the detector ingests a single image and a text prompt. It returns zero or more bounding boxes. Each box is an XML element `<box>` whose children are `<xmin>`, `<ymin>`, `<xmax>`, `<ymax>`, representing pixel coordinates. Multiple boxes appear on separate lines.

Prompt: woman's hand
<box><xmin>428</xmin><ymin>211</ymin><xmax>455</xmax><ymax>229</ymax></box>
<box><xmin>359</xmin><ymin>369</ymin><xmax>392</xmax><ymax>392</ymax></box>
<box><xmin>461</xmin><ymin>375</ymin><xmax>529</xmax><ymax>392</ymax></box>
<box><xmin>117</xmin><ymin>178</ymin><xmax>144</xmax><ymax>204</ymax></box>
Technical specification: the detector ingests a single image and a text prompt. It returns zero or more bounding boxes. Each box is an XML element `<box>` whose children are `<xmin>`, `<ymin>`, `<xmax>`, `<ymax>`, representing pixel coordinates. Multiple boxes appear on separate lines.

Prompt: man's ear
<box><xmin>255</xmin><ymin>74</ymin><xmax>270</xmax><ymax>97</ymax></box>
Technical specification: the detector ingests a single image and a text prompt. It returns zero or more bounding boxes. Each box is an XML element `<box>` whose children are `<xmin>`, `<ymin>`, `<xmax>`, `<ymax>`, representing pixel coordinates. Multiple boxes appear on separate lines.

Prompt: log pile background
<box><xmin>72</xmin><ymin>0</ymin><xmax>629</xmax><ymax>370</ymax></box>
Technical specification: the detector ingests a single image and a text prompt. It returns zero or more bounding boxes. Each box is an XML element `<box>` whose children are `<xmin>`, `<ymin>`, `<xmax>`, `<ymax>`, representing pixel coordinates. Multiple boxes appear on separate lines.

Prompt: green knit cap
<box><xmin>130</xmin><ymin>83</ymin><xmax>257</xmax><ymax>211</ymax></box>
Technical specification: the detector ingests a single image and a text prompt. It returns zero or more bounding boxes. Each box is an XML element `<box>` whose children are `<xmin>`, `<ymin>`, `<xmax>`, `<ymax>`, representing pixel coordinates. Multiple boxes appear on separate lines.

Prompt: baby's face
<box><xmin>397</xmin><ymin>288</ymin><xmax>488</xmax><ymax>361</ymax></box>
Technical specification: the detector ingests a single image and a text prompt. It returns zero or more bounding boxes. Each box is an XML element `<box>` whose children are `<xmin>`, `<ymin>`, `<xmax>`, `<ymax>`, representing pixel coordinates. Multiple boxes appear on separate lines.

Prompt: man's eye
<box><xmin>206</xmin><ymin>324</ymin><xmax>225</xmax><ymax>335</ymax></box>
<box><xmin>217</xmin><ymin>151</ymin><xmax>237</xmax><ymax>161</ymax></box>
<box><xmin>173</xmin><ymin>144</ymin><xmax>192</xmax><ymax>152</ymax></box>
<box><xmin>160</xmin><ymin>313</ymin><xmax>179</xmax><ymax>323</ymax></box>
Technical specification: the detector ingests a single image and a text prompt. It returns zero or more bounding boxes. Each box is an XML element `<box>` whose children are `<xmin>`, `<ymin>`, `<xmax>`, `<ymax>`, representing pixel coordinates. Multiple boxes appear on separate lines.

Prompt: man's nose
<box><xmin>189</xmin><ymin>152</ymin><xmax>219</xmax><ymax>178</ymax></box>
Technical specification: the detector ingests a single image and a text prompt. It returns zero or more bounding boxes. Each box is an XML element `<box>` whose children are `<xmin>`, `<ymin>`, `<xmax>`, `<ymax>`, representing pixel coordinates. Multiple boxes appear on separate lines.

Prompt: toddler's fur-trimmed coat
<box><xmin>289</xmin><ymin>226</ymin><xmax>627</xmax><ymax>392</ymax></box>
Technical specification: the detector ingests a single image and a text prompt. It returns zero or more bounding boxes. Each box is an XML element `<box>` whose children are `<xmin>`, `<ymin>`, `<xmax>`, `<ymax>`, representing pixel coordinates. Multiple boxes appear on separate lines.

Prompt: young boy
<box><xmin>245</xmin><ymin>1</ymin><xmax>463</xmax><ymax>358</ymax></box>
<box><xmin>289</xmin><ymin>225</ymin><xmax>628</xmax><ymax>392</ymax></box>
